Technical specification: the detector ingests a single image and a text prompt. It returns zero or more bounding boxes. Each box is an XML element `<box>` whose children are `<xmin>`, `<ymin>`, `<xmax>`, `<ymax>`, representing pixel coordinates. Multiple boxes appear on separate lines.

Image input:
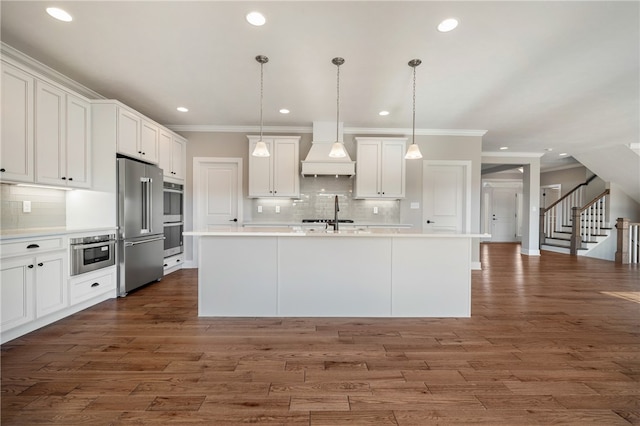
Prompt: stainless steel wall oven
<box><xmin>163</xmin><ymin>181</ymin><xmax>184</xmax><ymax>258</ymax></box>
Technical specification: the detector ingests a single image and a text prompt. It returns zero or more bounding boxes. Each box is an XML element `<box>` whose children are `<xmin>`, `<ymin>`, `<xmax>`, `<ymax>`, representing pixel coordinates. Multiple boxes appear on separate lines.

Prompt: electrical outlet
<box><xmin>275</xmin><ymin>205</ymin><xmax>280</xmax><ymax>213</ymax></box>
<box><xmin>373</xmin><ymin>206</ymin><xmax>378</xmax><ymax>214</ymax></box>
<box><xmin>257</xmin><ymin>205</ymin><xmax>263</xmax><ymax>213</ymax></box>
<box><xmin>410</xmin><ymin>202</ymin><xmax>420</xmax><ymax>209</ymax></box>
<box><xmin>22</xmin><ymin>200</ymin><xmax>31</xmax><ymax>213</ymax></box>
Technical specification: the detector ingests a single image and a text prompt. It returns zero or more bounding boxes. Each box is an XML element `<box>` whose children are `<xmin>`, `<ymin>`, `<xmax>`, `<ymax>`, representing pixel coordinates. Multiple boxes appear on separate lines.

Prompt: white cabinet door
<box><xmin>1</xmin><ymin>62</ymin><xmax>34</xmax><ymax>183</ymax></box>
<box><xmin>248</xmin><ymin>138</ymin><xmax>274</xmax><ymax>197</ymax></box>
<box><xmin>272</xmin><ymin>139</ymin><xmax>299</xmax><ymax>197</ymax></box>
<box><xmin>380</xmin><ymin>141</ymin><xmax>405</xmax><ymax>198</ymax></box>
<box><xmin>355</xmin><ymin>140</ymin><xmax>381</xmax><ymax>198</ymax></box>
<box><xmin>35</xmin><ymin>81</ymin><xmax>66</xmax><ymax>186</ymax></box>
<box><xmin>0</xmin><ymin>256</ymin><xmax>35</xmax><ymax>331</ymax></box>
<box><xmin>170</xmin><ymin>137</ymin><xmax>185</xmax><ymax>180</ymax></box>
<box><xmin>355</xmin><ymin>138</ymin><xmax>406</xmax><ymax>199</ymax></box>
<box><xmin>117</xmin><ymin>108</ymin><xmax>140</xmax><ymax>158</ymax></box>
<box><xmin>158</xmin><ymin>130</ymin><xmax>172</xmax><ymax>176</ymax></box>
<box><xmin>35</xmin><ymin>251</ymin><xmax>67</xmax><ymax>318</ymax></box>
<box><xmin>65</xmin><ymin>94</ymin><xmax>91</xmax><ymax>188</ymax></box>
<box><xmin>140</xmin><ymin>119</ymin><xmax>159</xmax><ymax>164</ymax></box>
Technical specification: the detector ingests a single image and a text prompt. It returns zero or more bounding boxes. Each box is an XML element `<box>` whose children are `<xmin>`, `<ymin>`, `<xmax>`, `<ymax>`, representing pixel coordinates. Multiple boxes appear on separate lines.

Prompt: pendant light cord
<box><xmin>260</xmin><ymin>61</ymin><xmax>264</xmax><ymax>141</ymax></box>
<box><xmin>336</xmin><ymin>62</ymin><xmax>340</xmax><ymax>142</ymax></box>
<box><xmin>412</xmin><ymin>65</ymin><xmax>416</xmax><ymax>145</ymax></box>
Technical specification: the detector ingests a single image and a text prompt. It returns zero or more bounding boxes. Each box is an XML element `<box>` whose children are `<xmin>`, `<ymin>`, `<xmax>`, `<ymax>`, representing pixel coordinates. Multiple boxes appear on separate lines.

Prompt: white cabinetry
<box><xmin>117</xmin><ymin>108</ymin><xmax>158</xmax><ymax>164</ymax></box>
<box><xmin>159</xmin><ymin>130</ymin><xmax>186</xmax><ymax>181</ymax></box>
<box><xmin>1</xmin><ymin>61</ymin><xmax>34</xmax><ymax>183</ymax></box>
<box><xmin>0</xmin><ymin>237</ymin><xmax>67</xmax><ymax>334</ymax></box>
<box><xmin>35</xmin><ymin>81</ymin><xmax>91</xmax><ymax>188</ymax></box>
<box><xmin>248</xmin><ymin>136</ymin><xmax>300</xmax><ymax>198</ymax></box>
<box><xmin>1</xmin><ymin>60</ymin><xmax>91</xmax><ymax>188</ymax></box>
<box><xmin>354</xmin><ymin>137</ymin><xmax>406</xmax><ymax>199</ymax></box>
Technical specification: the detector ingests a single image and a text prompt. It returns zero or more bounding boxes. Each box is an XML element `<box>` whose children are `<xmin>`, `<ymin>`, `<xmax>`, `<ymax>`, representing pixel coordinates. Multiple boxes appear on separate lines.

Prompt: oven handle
<box><xmin>124</xmin><ymin>236</ymin><xmax>165</xmax><ymax>247</ymax></box>
<box><xmin>163</xmin><ymin>222</ymin><xmax>184</xmax><ymax>227</ymax></box>
<box><xmin>70</xmin><ymin>241</ymin><xmax>116</xmax><ymax>250</ymax></box>
<box><xmin>163</xmin><ymin>188</ymin><xmax>183</xmax><ymax>194</ymax></box>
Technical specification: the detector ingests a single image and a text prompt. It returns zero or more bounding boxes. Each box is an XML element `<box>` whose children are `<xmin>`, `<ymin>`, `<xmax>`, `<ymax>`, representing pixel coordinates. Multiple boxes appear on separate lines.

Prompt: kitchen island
<box><xmin>184</xmin><ymin>228</ymin><xmax>486</xmax><ymax>318</ymax></box>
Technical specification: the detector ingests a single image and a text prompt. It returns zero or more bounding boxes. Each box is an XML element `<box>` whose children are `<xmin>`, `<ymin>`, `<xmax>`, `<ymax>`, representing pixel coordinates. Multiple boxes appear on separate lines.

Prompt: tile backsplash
<box><xmin>250</xmin><ymin>176</ymin><xmax>400</xmax><ymax>223</ymax></box>
<box><xmin>0</xmin><ymin>184</ymin><xmax>66</xmax><ymax>230</ymax></box>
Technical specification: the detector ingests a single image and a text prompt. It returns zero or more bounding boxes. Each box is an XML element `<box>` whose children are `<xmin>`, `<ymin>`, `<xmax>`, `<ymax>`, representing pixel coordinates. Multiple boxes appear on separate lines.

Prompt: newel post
<box><xmin>570</xmin><ymin>207</ymin><xmax>581</xmax><ymax>255</ymax></box>
<box><xmin>539</xmin><ymin>207</ymin><xmax>546</xmax><ymax>249</ymax></box>
<box><xmin>615</xmin><ymin>217</ymin><xmax>629</xmax><ymax>264</ymax></box>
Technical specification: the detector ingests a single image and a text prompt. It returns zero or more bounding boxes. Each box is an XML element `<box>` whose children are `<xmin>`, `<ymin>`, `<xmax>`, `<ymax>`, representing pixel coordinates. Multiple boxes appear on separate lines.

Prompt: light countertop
<box><xmin>185</xmin><ymin>228</ymin><xmax>489</xmax><ymax>238</ymax></box>
<box><xmin>0</xmin><ymin>226</ymin><xmax>118</xmax><ymax>241</ymax></box>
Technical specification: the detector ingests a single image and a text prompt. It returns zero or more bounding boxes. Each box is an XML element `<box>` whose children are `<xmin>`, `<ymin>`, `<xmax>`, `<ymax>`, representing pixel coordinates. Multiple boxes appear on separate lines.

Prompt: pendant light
<box><xmin>405</xmin><ymin>59</ymin><xmax>423</xmax><ymax>159</ymax></box>
<box><xmin>329</xmin><ymin>57</ymin><xmax>347</xmax><ymax>158</ymax></box>
<box><xmin>252</xmin><ymin>55</ymin><xmax>270</xmax><ymax>157</ymax></box>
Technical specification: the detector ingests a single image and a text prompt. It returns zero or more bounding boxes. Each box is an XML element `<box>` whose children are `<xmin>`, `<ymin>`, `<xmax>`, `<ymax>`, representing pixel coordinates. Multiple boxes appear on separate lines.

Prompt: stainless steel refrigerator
<box><xmin>117</xmin><ymin>158</ymin><xmax>164</xmax><ymax>296</ymax></box>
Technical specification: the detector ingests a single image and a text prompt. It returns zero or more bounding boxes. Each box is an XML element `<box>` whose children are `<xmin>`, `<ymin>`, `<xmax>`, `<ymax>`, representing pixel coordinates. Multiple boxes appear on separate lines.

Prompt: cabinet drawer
<box><xmin>70</xmin><ymin>268</ymin><xmax>115</xmax><ymax>304</ymax></box>
<box><xmin>1</xmin><ymin>237</ymin><xmax>64</xmax><ymax>257</ymax></box>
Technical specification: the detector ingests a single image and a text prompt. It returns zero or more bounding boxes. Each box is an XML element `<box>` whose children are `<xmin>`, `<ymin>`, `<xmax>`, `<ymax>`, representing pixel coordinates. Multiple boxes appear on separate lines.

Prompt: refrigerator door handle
<box><xmin>124</xmin><ymin>236</ymin><xmax>165</xmax><ymax>247</ymax></box>
<box><xmin>140</xmin><ymin>177</ymin><xmax>151</xmax><ymax>234</ymax></box>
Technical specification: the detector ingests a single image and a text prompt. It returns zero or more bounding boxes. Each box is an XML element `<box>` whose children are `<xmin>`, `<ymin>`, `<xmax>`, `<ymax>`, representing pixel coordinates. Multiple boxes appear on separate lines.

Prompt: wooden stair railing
<box><xmin>539</xmin><ymin>175</ymin><xmax>598</xmax><ymax>246</ymax></box>
<box><xmin>616</xmin><ymin>217</ymin><xmax>640</xmax><ymax>264</ymax></box>
<box><xmin>570</xmin><ymin>189</ymin><xmax>610</xmax><ymax>255</ymax></box>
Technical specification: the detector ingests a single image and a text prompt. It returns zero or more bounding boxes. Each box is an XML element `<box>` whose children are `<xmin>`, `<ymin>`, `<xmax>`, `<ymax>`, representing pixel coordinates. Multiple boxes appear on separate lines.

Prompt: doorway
<box><xmin>481</xmin><ymin>181</ymin><xmax>523</xmax><ymax>242</ymax></box>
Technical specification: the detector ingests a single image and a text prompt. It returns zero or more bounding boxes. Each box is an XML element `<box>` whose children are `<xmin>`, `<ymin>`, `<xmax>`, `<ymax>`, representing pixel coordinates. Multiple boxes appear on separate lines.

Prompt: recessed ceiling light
<box><xmin>279</xmin><ymin>109</ymin><xmax>290</xmax><ymax>114</ymax></box>
<box><xmin>437</xmin><ymin>18</ymin><xmax>458</xmax><ymax>32</ymax></box>
<box><xmin>176</xmin><ymin>106</ymin><xmax>189</xmax><ymax>112</ymax></box>
<box><xmin>246</xmin><ymin>12</ymin><xmax>266</xmax><ymax>26</ymax></box>
<box><xmin>46</xmin><ymin>7</ymin><xmax>72</xmax><ymax>22</ymax></box>
<box><xmin>379</xmin><ymin>111</ymin><xmax>390</xmax><ymax>116</ymax></box>
<box><xmin>499</xmin><ymin>146</ymin><xmax>508</xmax><ymax>150</ymax></box>
<box><xmin>559</xmin><ymin>152</ymin><xmax>569</xmax><ymax>156</ymax></box>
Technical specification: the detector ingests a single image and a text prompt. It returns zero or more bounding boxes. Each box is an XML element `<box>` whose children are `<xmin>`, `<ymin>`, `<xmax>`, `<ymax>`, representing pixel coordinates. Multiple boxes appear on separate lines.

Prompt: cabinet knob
<box><xmin>229</xmin><ymin>218</ymin><xmax>238</xmax><ymax>222</ymax></box>
<box><xmin>61</xmin><ymin>177</ymin><xmax>66</xmax><ymax>180</ymax></box>
<box><xmin>28</xmin><ymin>264</ymin><xmax>34</xmax><ymax>269</ymax></box>
<box><xmin>91</xmin><ymin>282</ymin><xmax>100</xmax><ymax>288</ymax></box>
<box><xmin>68</xmin><ymin>177</ymin><xmax>73</xmax><ymax>181</ymax></box>
<box><xmin>163</xmin><ymin>264</ymin><xmax>168</xmax><ymax>267</ymax></box>
<box><xmin>37</xmin><ymin>262</ymin><xmax>44</xmax><ymax>267</ymax></box>
<box><xmin>138</xmin><ymin>151</ymin><xmax>142</xmax><ymax>154</ymax></box>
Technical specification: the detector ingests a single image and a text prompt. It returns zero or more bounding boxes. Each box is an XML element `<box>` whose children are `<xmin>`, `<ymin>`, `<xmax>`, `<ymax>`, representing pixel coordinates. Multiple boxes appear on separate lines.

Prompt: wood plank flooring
<box><xmin>2</xmin><ymin>243</ymin><xmax>639</xmax><ymax>425</ymax></box>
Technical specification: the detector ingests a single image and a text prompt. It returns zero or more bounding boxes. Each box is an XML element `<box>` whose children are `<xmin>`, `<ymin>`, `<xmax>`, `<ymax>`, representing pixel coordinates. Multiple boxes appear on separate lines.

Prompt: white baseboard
<box><xmin>521</xmin><ymin>248</ymin><xmax>541</xmax><ymax>256</ymax></box>
<box><xmin>471</xmin><ymin>261</ymin><xmax>482</xmax><ymax>270</ymax></box>
<box><xmin>183</xmin><ymin>260</ymin><xmax>197</xmax><ymax>269</ymax></box>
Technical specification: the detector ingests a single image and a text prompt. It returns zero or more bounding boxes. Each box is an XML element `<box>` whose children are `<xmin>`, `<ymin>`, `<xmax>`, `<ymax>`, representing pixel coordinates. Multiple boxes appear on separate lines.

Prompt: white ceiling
<box><xmin>1</xmin><ymin>1</ymin><xmax>638</xmax><ymax>169</ymax></box>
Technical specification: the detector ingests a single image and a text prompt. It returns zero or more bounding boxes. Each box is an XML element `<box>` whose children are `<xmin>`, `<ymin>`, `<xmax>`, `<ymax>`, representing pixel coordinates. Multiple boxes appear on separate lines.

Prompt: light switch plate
<box><xmin>373</xmin><ymin>207</ymin><xmax>378</xmax><ymax>214</ymax></box>
<box><xmin>410</xmin><ymin>202</ymin><xmax>420</xmax><ymax>209</ymax></box>
<box><xmin>23</xmin><ymin>200</ymin><xmax>31</xmax><ymax>213</ymax></box>
<box><xmin>275</xmin><ymin>205</ymin><xmax>280</xmax><ymax>213</ymax></box>
<box><xmin>257</xmin><ymin>205</ymin><xmax>263</xmax><ymax>213</ymax></box>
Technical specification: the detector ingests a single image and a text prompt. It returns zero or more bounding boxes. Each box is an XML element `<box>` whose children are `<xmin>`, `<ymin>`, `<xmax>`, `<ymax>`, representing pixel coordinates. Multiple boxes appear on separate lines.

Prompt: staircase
<box><xmin>540</xmin><ymin>177</ymin><xmax>612</xmax><ymax>255</ymax></box>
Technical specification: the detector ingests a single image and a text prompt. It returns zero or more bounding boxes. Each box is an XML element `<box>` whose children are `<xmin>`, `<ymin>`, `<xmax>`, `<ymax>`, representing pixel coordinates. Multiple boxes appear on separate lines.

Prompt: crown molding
<box><xmin>167</xmin><ymin>124</ymin><xmax>487</xmax><ymax>137</ymax></box>
<box><xmin>482</xmin><ymin>151</ymin><xmax>545</xmax><ymax>158</ymax></box>
<box><xmin>1</xmin><ymin>42</ymin><xmax>105</xmax><ymax>100</ymax></box>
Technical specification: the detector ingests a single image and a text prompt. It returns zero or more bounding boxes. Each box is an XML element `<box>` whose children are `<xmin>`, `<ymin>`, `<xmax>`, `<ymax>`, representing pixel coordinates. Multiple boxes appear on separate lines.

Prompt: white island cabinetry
<box><xmin>187</xmin><ymin>229</ymin><xmax>482</xmax><ymax>318</ymax></box>
<box><xmin>248</xmin><ymin>136</ymin><xmax>300</xmax><ymax>198</ymax></box>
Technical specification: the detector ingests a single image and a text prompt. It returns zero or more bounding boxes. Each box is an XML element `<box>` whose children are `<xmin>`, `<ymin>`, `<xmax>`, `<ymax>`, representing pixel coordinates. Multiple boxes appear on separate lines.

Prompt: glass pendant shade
<box><xmin>405</xmin><ymin>143</ymin><xmax>423</xmax><ymax>159</ymax></box>
<box><xmin>329</xmin><ymin>141</ymin><xmax>347</xmax><ymax>158</ymax></box>
<box><xmin>252</xmin><ymin>140</ymin><xmax>270</xmax><ymax>157</ymax></box>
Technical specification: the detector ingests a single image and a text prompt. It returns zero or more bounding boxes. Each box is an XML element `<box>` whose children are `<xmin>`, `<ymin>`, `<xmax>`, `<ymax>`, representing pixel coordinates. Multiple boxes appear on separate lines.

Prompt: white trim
<box><xmin>168</xmin><ymin>124</ymin><xmax>487</xmax><ymax>137</ymax></box>
<box><xmin>1</xmin><ymin>42</ymin><xmax>105</xmax><ymax>100</ymax></box>
<box><xmin>471</xmin><ymin>261</ymin><xmax>482</xmax><ymax>270</ymax></box>
<box><xmin>521</xmin><ymin>248</ymin><xmax>541</xmax><ymax>256</ymax></box>
<box><xmin>540</xmin><ymin>162</ymin><xmax>584</xmax><ymax>173</ymax></box>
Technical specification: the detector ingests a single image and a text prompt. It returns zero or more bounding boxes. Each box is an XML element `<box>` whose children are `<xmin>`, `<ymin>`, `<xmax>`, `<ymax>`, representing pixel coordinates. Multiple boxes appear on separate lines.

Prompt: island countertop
<box><xmin>184</xmin><ymin>228</ymin><xmax>489</xmax><ymax>238</ymax></box>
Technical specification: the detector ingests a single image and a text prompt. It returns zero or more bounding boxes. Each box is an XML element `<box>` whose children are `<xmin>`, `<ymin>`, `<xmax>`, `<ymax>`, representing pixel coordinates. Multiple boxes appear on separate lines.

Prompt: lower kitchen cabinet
<box><xmin>35</xmin><ymin>251</ymin><xmax>68</xmax><ymax>317</ymax></box>
<box><xmin>69</xmin><ymin>267</ymin><xmax>116</xmax><ymax>305</ymax></box>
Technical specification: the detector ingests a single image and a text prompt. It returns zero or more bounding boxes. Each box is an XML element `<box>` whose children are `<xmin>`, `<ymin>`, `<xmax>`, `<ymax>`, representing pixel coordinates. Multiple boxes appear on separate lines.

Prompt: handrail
<box><xmin>580</xmin><ymin>189</ymin><xmax>610</xmax><ymax>212</ymax></box>
<box><xmin>616</xmin><ymin>218</ymin><xmax>640</xmax><ymax>264</ymax></box>
<box><xmin>545</xmin><ymin>174</ymin><xmax>598</xmax><ymax>211</ymax></box>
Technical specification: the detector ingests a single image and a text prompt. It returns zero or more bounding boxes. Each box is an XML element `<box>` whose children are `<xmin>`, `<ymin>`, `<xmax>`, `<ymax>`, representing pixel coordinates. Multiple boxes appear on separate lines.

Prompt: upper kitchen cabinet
<box><xmin>354</xmin><ymin>137</ymin><xmax>406</xmax><ymax>199</ymax></box>
<box><xmin>1</xmin><ymin>60</ymin><xmax>91</xmax><ymax>188</ymax></box>
<box><xmin>116</xmin><ymin>108</ymin><xmax>159</xmax><ymax>164</ymax></box>
<box><xmin>1</xmin><ymin>61</ymin><xmax>34</xmax><ymax>183</ymax></box>
<box><xmin>35</xmin><ymin>81</ymin><xmax>91</xmax><ymax>188</ymax></box>
<box><xmin>159</xmin><ymin>130</ymin><xmax>186</xmax><ymax>182</ymax></box>
<box><xmin>248</xmin><ymin>136</ymin><xmax>300</xmax><ymax>198</ymax></box>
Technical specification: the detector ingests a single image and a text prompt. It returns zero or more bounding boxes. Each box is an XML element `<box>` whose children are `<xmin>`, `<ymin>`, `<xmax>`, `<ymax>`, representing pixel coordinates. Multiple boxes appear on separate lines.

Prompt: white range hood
<box><xmin>301</xmin><ymin>121</ymin><xmax>355</xmax><ymax>176</ymax></box>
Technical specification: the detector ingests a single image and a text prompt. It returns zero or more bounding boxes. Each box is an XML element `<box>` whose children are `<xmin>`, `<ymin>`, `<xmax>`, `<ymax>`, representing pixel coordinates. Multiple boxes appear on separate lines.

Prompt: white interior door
<box><xmin>196</xmin><ymin>160</ymin><xmax>241</xmax><ymax>230</ymax></box>
<box><xmin>491</xmin><ymin>187</ymin><xmax>518</xmax><ymax>242</ymax></box>
<box><xmin>423</xmin><ymin>161</ymin><xmax>469</xmax><ymax>233</ymax></box>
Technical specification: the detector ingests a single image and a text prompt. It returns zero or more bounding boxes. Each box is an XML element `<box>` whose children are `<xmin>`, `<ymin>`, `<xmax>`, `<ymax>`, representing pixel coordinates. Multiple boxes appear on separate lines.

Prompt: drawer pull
<box><xmin>91</xmin><ymin>282</ymin><xmax>100</xmax><ymax>288</ymax></box>
<box><xmin>163</xmin><ymin>264</ymin><xmax>168</xmax><ymax>267</ymax></box>
<box><xmin>27</xmin><ymin>244</ymin><xmax>40</xmax><ymax>249</ymax></box>
<box><xmin>28</xmin><ymin>264</ymin><xmax>34</xmax><ymax>269</ymax></box>
<box><xmin>37</xmin><ymin>263</ymin><xmax>43</xmax><ymax>267</ymax></box>
<box><xmin>0</xmin><ymin>168</ymin><xmax>5</xmax><ymax>172</ymax></box>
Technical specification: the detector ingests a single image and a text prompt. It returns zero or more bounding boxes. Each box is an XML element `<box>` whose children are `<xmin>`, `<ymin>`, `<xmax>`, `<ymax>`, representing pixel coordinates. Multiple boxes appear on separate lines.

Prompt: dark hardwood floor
<box><xmin>2</xmin><ymin>243</ymin><xmax>639</xmax><ymax>425</ymax></box>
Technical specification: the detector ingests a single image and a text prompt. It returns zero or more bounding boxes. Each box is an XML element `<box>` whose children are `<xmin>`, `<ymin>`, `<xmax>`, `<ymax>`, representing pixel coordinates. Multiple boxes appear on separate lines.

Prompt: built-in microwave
<box><xmin>70</xmin><ymin>234</ymin><xmax>116</xmax><ymax>276</ymax></box>
<box><xmin>163</xmin><ymin>182</ymin><xmax>183</xmax><ymax>223</ymax></box>
<box><xmin>163</xmin><ymin>222</ymin><xmax>183</xmax><ymax>257</ymax></box>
